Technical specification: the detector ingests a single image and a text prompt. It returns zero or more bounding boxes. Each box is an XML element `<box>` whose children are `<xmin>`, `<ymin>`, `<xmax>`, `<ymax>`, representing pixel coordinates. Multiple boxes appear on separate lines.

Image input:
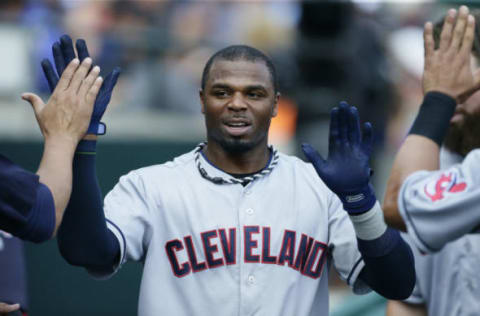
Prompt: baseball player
<box><xmin>383</xmin><ymin>6</ymin><xmax>480</xmax><ymax>315</ymax></box>
<box><xmin>48</xmin><ymin>36</ymin><xmax>415</xmax><ymax>316</ymax></box>
<box><xmin>0</xmin><ymin>53</ymin><xmax>104</xmax><ymax>315</ymax></box>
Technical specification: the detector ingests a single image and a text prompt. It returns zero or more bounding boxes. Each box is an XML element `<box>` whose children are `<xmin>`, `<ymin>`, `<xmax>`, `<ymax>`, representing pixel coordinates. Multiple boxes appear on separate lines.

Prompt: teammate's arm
<box><xmin>303</xmin><ymin>102</ymin><xmax>414</xmax><ymax>300</ymax></box>
<box><xmin>0</xmin><ymin>58</ymin><xmax>102</xmax><ymax>242</ymax></box>
<box><xmin>386</xmin><ymin>301</ymin><xmax>427</xmax><ymax>316</ymax></box>
<box><xmin>46</xmin><ymin>35</ymin><xmax>122</xmax><ymax>271</ymax></box>
<box><xmin>28</xmin><ymin>58</ymin><xmax>102</xmax><ymax>237</ymax></box>
<box><xmin>383</xmin><ymin>6</ymin><xmax>480</xmax><ymax>230</ymax></box>
<box><xmin>398</xmin><ymin>149</ymin><xmax>480</xmax><ymax>253</ymax></box>
<box><xmin>57</xmin><ymin>138</ymin><xmax>120</xmax><ymax>272</ymax></box>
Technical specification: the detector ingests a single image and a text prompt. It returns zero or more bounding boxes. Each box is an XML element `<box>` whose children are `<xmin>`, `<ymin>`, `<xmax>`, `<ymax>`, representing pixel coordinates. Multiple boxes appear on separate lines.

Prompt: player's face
<box><xmin>450</xmin><ymin>55</ymin><xmax>480</xmax><ymax>125</ymax></box>
<box><xmin>444</xmin><ymin>54</ymin><xmax>480</xmax><ymax>155</ymax></box>
<box><xmin>200</xmin><ymin>59</ymin><xmax>279</xmax><ymax>153</ymax></box>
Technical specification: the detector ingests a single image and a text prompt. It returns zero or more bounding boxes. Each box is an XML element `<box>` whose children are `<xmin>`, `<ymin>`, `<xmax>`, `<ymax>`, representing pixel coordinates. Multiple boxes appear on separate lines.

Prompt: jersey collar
<box><xmin>194</xmin><ymin>142</ymin><xmax>279</xmax><ymax>185</ymax></box>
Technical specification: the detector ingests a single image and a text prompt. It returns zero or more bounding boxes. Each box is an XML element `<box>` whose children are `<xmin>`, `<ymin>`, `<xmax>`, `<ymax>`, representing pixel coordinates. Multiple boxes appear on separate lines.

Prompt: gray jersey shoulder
<box><xmin>401</xmin><ymin>148</ymin><xmax>480</xmax><ymax>315</ymax></box>
<box><xmin>399</xmin><ymin>148</ymin><xmax>480</xmax><ymax>253</ymax></box>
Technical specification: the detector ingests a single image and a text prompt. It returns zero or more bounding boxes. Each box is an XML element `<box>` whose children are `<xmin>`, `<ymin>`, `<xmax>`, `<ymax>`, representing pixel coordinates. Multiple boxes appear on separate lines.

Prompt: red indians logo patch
<box><xmin>424</xmin><ymin>171</ymin><xmax>467</xmax><ymax>202</ymax></box>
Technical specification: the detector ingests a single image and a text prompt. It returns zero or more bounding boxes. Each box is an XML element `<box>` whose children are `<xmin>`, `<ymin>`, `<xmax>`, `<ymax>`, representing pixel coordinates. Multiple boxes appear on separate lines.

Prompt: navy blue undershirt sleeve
<box><xmin>357</xmin><ymin>228</ymin><xmax>415</xmax><ymax>300</ymax></box>
<box><xmin>17</xmin><ymin>183</ymin><xmax>55</xmax><ymax>243</ymax></box>
<box><xmin>57</xmin><ymin>140</ymin><xmax>120</xmax><ymax>272</ymax></box>
<box><xmin>0</xmin><ymin>154</ymin><xmax>55</xmax><ymax>243</ymax></box>
<box><xmin>0</xmin><ymin>154</ymin><xmax>38</xmax><ymax>236</ymax></box>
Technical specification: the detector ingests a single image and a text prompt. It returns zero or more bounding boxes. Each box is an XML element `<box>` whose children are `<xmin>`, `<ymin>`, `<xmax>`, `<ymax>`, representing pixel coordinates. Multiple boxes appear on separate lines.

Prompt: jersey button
<box><xmin>245</xmin><ymin>189</ymin><xmax>252</xmax><ymax>195</ymax></box>
<box><xmin>248</xmin><ymin>275</ymin><xmax>255</xmax><ymax>285</ymax></box>
<box><xmin>245</xmin><ymin>208</ymin><xmax>254</xmax><ymax>215</ymax></box>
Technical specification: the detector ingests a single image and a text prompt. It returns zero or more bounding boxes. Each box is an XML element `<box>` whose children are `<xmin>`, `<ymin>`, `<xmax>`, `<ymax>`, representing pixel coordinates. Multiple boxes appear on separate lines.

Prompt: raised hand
<box><xmin>423</xmin><ymin>5</ymin><xmax>480</xmax><ymax>104</ymax></box>
<box><xmin>22</xmin><ymin>57</ymin><xmax>103</xmax><ymax>145</ymax></box>
<box><xmin>41</xmin><ymin>34</ymin><xmax>120</xmax><ymax>135</ymax></box>
<box><xmin>302</xmin><ymin>102</ymin><xmax>376</xmax><ymax>214</ymax></box>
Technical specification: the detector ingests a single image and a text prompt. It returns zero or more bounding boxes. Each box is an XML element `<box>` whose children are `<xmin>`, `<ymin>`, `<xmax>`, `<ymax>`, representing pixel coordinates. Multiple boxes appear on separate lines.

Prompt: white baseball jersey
<box><xmin>399</xmin><ymin>148</ymin><xmax>480</xmax><ymax>315</ymax></box>
<box><xmin>97</xmin><ymin>144</ymin><xmax>370</xmax><ymax>316</ymax></box>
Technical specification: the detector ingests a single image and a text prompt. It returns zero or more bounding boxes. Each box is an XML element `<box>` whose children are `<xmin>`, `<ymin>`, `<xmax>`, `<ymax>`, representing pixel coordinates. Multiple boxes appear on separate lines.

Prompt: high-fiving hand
<box><xmin>41</xmin><ymin>34</ymin><xmax>120</xmax><ymax>135</ymax></box>
<box><xmin>423</xmin><ymin>5</ymin><xmax>480</xmax><ymax>104</ymax></box>
<box><xmin>22</xmin><ymin>57</ymin><xmax>102</xmax><ymax>145</ymax></box>
<box><xmin>302</xmin><ymin>102</ymin><xmax>376</xmax><ymax>214</ymax></box>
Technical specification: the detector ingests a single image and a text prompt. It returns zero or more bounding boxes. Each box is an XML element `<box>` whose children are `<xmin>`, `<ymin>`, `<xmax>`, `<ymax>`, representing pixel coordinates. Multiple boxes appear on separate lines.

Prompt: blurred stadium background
<box><xmin>0</xmin><ymin>0</ymin><xmax>472</xmax><ymax>315</ymax></box>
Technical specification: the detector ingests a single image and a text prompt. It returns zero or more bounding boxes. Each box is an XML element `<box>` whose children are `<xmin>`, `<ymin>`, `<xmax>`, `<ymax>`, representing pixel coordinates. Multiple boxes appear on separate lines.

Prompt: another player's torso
<box><xmin>415</xmin><ymin>235</ymin><xmax>480</xmax><ymax>316</ymax></box>
<box><xmin>415</xmin><ymin>148</ymin><xmax>480</xmax><ymax>316</ymax></box>
<box><xmin>136</xmin><ymin>151</ymin><xmax>334</xmax><ymax>316</ymax></box>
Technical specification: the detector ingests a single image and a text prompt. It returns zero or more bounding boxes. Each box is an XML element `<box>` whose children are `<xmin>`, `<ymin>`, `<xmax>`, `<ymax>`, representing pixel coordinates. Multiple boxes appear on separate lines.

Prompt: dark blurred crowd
<box><xmin>0</xmin><ymin>0</ymin><xmax>460</xmax><ymax>154</ymax></box>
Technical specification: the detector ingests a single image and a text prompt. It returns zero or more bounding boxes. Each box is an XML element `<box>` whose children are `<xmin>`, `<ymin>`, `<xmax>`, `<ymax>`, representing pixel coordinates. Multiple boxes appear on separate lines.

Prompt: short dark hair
<box><xmin>433</xmin><ymin>10</ymin><xmax>480</xmax><ymax>59</ymax></box>
<box><xmin>201</xmin><ymin>45</ymin><xmax>278</xmax><ymax>93</ymax></box>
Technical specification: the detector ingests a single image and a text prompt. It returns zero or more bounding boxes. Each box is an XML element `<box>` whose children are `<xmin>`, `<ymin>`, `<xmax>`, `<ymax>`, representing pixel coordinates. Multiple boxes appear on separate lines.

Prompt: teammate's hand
<box><xmin>22</xmin><ymin>58</ymin><xmax>103</xmax><ymax>146</ymax></box>
<box><xmin>0</xmin><ymin>302</ymin><xmax>20</xmax><ymax>314</ymax></box>
<box><xmin>41</xmin><ymin>34</ymin><xmax>121</xmax><ymax>135</ymax></box>
<box><xmin>423</xmin><ymin>6</ymin><xmax>480</xmax><ymax>104</ymax></box>
<box><xmin>302</xmin><ymin>102</ymin><xmax>376</xmax><ymax>214</ymax></box>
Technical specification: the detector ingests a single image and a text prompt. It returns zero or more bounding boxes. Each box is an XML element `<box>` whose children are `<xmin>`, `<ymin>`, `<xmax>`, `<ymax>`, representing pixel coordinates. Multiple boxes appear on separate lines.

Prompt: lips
<box><xmin>223</xmin><ymin>118</ymin><xmax>252</xmax><ymax>136</ymax></box>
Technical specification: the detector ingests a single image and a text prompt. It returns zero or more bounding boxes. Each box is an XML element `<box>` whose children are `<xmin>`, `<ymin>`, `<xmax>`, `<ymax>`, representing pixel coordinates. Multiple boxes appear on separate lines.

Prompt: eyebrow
<box><xmin>210</xmin><ymin>83</ymin><xmax>268</xmax><ymax>91</ymax></box>
<box><xmin>210</xmin><ymin>84</ymin><xmax>232</xmax><ymax>90</ymax></box>
<box><xmin>245</xmin><ymin>85</ymin><xmax>268</xmax><ymax>91</ymax></box>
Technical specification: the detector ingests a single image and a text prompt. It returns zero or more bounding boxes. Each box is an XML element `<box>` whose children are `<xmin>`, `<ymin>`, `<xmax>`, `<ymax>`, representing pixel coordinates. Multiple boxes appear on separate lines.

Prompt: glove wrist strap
<box><xmin>87</xmin><ymin>122</ymin><xmax>106</xmax><ymax>135</ymax></box>
<box><xmin>338</xmin><ymin>183</ymin><xmax>376</xmax><ymax>214</ymax></box>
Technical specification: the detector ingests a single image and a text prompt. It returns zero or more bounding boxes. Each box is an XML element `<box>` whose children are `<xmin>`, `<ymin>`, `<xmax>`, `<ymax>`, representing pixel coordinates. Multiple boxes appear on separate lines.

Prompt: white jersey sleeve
<box><xmin>398</xmin><ymin>149</ymin><xmax>480</xmax><ymax>253</ymax></box>
<box><xmin>102</xmin><ymin>170</ymin><xmax>154</xmax><ymax>275</ymax></box>
<box><xmin>327</xmin><ymin>191</ymin><xmax>370</xmax><ymax>294</ymax></box>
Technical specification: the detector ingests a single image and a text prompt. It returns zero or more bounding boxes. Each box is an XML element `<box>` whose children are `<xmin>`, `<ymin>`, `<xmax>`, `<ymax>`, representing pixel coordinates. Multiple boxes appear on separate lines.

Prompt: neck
<box><xmin>203</xmin><ymin>140</ymin><xmax>271</xmax><ymax>174</ymax></box>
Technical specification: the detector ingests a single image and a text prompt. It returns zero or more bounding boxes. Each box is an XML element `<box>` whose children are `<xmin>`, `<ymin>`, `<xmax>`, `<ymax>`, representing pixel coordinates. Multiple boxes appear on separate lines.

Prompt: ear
<box><xmin>199</xmin><ymin>89</ymin><xmax>205</xmax><ymax>114</ymax></box>
<box><xmin>271</xmin><ymin>92</ymin><xmax>281</xmax><ymax>117</ymax></box>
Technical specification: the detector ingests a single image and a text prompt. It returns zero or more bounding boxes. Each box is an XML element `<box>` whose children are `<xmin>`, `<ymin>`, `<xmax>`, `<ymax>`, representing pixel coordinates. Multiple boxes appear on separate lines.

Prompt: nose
<box><xmin>228</xmin><ymin>92</ymin><xmax>247</xmax><ymax>111</ymax></box>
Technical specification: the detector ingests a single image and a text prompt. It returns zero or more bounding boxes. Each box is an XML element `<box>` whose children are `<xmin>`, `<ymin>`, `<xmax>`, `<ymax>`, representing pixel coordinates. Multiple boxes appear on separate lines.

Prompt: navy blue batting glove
<box><xmin>41</xmin><ymin>34</ymin><xmax>121</xmax><ymax>135</ymax></box>
<box><xmin>302</xmin><ymin>101</ymin><xmax>376</xmax><ymax>214</ymax></box>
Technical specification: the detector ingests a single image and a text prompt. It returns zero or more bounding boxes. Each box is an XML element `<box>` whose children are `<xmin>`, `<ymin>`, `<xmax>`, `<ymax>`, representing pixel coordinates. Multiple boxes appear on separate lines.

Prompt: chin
<box><xmin>218</xmin><ymin>138</ymin><xmax>256</xmax><ymax>153</ymax></box>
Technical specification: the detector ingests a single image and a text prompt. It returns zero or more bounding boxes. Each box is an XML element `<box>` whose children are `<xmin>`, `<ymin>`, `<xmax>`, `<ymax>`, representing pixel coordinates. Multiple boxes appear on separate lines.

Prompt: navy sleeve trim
<box><xmin>106</xmin><ymin>218</ymin><xmax>127</xmax><ymax>264</ymax></box>
<box><xmin>0</xmin><ymin>154</ymin><xmax>40</xmax><ymax>237</ymax></box>
<box><xmin>17</xmin><ymin>183</ymin><xmax>55</xmax><ymax>243</ymax></box>
<box><xmin>347</xmin><ymin>257</ymin><xmax>363</xmax><ymax>285</ymax></box>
